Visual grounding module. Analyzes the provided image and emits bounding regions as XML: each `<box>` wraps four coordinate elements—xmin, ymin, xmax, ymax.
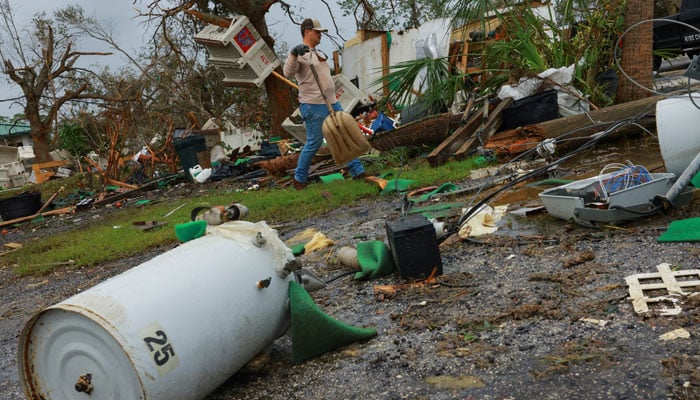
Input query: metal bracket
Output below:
<box><xmin>683</xmin><ymin>55</ymin><xmax>700</xmax><ymax>81</ymax></box>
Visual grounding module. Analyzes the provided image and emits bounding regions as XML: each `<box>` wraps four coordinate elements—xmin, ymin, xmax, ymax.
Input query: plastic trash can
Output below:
<box><xmin>174</xmin><ymin>135</ymin><xmax>207</xmax><ymax>182</ymax></box>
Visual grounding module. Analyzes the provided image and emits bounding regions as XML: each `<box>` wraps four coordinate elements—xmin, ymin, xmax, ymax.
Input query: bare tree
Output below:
<box><xmin>0</xmin><ymin>0</ymin><xmax>112</xmax><ymax>163</ymax></box>
<box><xmin>140</xmin><ymin>0</ymin><xmax>355</xmax><ymax>137</ymax></box>
<box><xmin>338</xmin><ymin>0</ymin><xmax>451</xmax><ymax>31</ymax></box>
<box><xmin>51</xmin><ymin>2</ymin><xmax>272</xmax><ymax>178</ymax></box>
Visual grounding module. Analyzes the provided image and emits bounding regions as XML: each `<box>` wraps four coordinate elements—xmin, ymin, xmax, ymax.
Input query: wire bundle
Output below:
<box><xmin>596</xmin><ymin>163</ymin><xmax>652</xmax><ymax>201</ymax></box>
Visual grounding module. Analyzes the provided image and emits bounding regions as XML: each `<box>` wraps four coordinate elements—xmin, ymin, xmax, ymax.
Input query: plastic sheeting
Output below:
<box><xmin>497</xmin><ymin>63</ymin><xmax>590</xmax><ymax>117</ymax></box>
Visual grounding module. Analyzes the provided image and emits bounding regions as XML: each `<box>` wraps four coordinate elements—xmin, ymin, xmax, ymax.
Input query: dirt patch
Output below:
<box><xmin>1</xmin><ymin>135</ymin><xmax>699</xmax><ymax>400</ymax></box>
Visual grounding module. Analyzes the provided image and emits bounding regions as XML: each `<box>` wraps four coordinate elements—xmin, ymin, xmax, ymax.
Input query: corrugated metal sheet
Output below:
<box><xmin>0</xmin><ymin>122</ymin><xmax>30</xmax><ymax>137</ymax></box>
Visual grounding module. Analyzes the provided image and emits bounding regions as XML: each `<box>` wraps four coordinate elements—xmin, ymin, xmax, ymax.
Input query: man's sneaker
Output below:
<box><xmin>292</xmin><ymin>178</ymin><xmax>308</xmax><ymax>190</ymax></box>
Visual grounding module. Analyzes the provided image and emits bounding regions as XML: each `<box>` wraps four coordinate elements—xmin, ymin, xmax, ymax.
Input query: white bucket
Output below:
<box><xmin>18</xmin><ymin>221</ymin><xmax>295</xmax><ymax>400</ymax></box>
<box><xmin>656</xmin><ymin>94</ymin><xmax>700</xmax><ymax>176</ymax></box>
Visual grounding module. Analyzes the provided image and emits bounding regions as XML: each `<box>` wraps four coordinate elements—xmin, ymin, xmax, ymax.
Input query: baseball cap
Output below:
<box><xmin>301</xmin><ymin>18</ymin><xmax>328</xmax><ymax>32</ymax></box>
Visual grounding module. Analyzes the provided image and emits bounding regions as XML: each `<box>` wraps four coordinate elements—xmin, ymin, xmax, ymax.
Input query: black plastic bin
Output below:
<box><xmin>0</xmin><ymin>191</ymin><xmax>42</xmax><ymax>221</ymax></box>
<box><xmin>500</xmin><ymin>90</ymin><xmax>560</xmax><ymax>130</ymax></box>
<box><xmin>385</xmin><ymin>214</ymin><xmax>443</xmax><ymax>279</ymax></box>
<box><xmin>173</xmin><ymin>135</ymin><xmax>207</xmax><ymax>182</ymax></box>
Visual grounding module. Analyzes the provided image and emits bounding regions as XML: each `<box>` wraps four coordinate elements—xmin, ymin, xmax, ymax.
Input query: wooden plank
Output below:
<box><xmin>93</xmin><ymin>175</ymin><xmax>173</xmax><ymax>206</ymax></box>
<box><xmin>35</xmin><ymin>186</ymin><xmax>64</xmax><ymax>215</ymax></box>
<box><xmin>426</xmin><ymin>103</ymin><xmax>486</xmax><ymax>167</ymax></box>
<box><xmin>381</xmin><ymin>33</ymin><xmax>390</xmax><ymax>97</ymax></box>
<box><xmin>454</xmin><ymin>97</ymin><xmax>513</xmax><ymax>160</ymax></box>
<box><xmin>0</xmin><ymin>206</ymin><xmax>75</xmax><ymax>228</ymax></box>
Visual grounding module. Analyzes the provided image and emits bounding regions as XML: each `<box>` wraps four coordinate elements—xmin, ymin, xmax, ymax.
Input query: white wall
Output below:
<box><xmin>341</xmin><ymin>19</ymin><xmax>452</xmax><ymax>98</ymax></box>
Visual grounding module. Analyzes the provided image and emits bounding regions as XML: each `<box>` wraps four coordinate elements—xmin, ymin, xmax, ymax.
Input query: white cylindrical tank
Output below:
<box><xmin>18</xmin><ymin>221</ymin><xmax>296</xmax><ymax>400</ymax></box>
<box><xmin>656</xmin><ymin>94</ymin><xmax>700</xmax><ymax>176</ymax></box>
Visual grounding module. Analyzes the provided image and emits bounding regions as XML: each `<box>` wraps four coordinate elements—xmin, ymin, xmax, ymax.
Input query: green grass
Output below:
<box><xmin>3</xmin><ymin>153</ymin><xmax>487</xmax><ymax>275</ymax></box>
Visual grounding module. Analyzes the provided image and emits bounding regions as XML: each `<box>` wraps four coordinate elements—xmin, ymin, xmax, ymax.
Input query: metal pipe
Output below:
<box><xmin>661</xmin><ymin>151</ymin><xmax>700</xmax><ymax>207</ymax></box>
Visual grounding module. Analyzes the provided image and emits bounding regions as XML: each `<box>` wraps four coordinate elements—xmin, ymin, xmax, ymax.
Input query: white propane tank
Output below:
<box><xmin>656</xmin><ymin>94</ymin><xmax>700</xmax><ymax>176</ymax></box>
<box><xmin>17</xmin><ymin>221</ymin><xmax>296</xmax><ymax>400</ymax></box>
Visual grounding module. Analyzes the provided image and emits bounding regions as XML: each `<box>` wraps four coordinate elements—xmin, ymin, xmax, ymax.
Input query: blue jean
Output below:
<box><xmin>295</xmin><ymin>102</ymin><xmax>365</xmax><ymax>183</ymax></box>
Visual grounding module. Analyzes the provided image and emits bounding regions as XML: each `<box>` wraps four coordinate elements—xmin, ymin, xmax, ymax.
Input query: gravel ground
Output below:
<box><xmin>0</xmin><ymin>136</ymin><xmax>699</xmax><ymax>400</ymax></box>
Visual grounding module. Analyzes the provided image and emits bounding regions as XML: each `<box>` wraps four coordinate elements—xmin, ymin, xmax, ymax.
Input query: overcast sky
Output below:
<box><xmin>0</xmin><ymin>0</ymin><xmax>355</xmax><ymax>118</ymax></box>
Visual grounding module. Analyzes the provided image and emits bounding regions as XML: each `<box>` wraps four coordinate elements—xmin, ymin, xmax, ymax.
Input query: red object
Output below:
<box><xmin>234</xmin><ymin>27</ymin><xmax>256</xmax><ymax>53</ymax></box>
<box><xmin>358</xmin><ymin>124</ymin><xmax>374</xmax><ymax>136</ymax></box>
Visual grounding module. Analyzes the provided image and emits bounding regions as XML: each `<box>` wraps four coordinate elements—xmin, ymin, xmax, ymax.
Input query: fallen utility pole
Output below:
<box><xmin>533</xmin><ymin>93</ymin><xmax>667</xmax><ymax>144</ymax></box>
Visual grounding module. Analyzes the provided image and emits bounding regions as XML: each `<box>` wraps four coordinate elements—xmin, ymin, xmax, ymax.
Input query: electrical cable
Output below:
<box><xmin>614</xmin><ymin>18</ymin><xmax>700</xmax><ymax>97</ymax></box>
<box><xmin>455</xmin><ymin>120</ymin><xmax>611</xmax><ymax>222</ymax></box>
<box><xmin>687</xmin><ymin>78</ymin><xmax>700</xmax><ymax>110</ymax></box>
<box><xmin>324</xmin><ymin>270</ymin><xmax>356</xmax><ymax>284</ymax></box>
<box><xmin>608</xmin><ymin>204</ymin><xmax>661</xmax><ymax>216</ymax></box>
<box><xmin>454</xmin><ymin>110</ymin><xmax>653</xmax><ymax>230</ymax></box>
<box><xmin>595</xmin><ymin>163</ymin><xmax>652</xmax><ymax>201</ymax></box>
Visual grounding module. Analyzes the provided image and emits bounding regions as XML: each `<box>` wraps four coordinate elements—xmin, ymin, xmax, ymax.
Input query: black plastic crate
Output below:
<box><xmin>385</xmin><ymin>214</ymin><xmax>443</xmax><ymax>279</ymax></box>
<box><xmin>500</xmin><ymin>90</ymin><xmax>560</xmax><ymax>130</ymax></box>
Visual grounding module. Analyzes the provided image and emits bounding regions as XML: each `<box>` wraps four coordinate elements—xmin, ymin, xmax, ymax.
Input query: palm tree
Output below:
<box><xmin>615</xmin><ymin>0</ymin><xmax>655</xmax><ymax>103</ymax></box>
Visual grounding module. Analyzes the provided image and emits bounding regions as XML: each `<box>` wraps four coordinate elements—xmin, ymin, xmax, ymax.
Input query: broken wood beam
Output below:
<box><xmin>482</xmin><ymin>126</ymin><xmax>545</xmax><ymax>156</ymax></box>
<box><xmin>0</xmin><ymin>242</ymin><xmax>22</xmax><ymax>257</ymax></box>
<box><xmin>0</xmin><ymin>206</ymin><xmax>75</xmax><ymax>228</ymax></box>
<box><xmin>93</xmin><ymin>176</ymin><xmax>172</xmax><ymax>207</ymax></box>
<box><xmin>373</xmin><ymin>269</ymin><xmax>439</xmax><ymax>299</ymax></box>
<box><xmin>35</xmin><ymin>186</ymin><xmax>65</xmax><ymax>215</ymax></box>
<box><xmin>427</xmin><ymin>97</ymin><xmax>514</xmax><ymax>167</ymax></box>
<box><xmin>107</xmin><ymin>179</ymin><xmax>140</xmax><ymax>190</ymax></box>
<box><xmin>453</xmin><ymin>97</ymin><xmax>513</xmax><ymax>161</ymax></box>
<box><xmin>426</xmin><ymin>103</ymin><xmax>487</xmax><ymax>167</ymax></box>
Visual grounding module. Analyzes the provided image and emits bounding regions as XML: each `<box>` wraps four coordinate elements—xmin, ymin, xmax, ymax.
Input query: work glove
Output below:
<box><xmin>291</xmin><ymin>44</ymin><xmax>310</xmax><ymax>57</ymax></box>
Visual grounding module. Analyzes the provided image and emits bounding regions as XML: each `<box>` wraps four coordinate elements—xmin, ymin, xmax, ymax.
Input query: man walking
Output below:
<box><xmin>283</xmin><ymin>18</ymin><xmax>367</xmax><ymax>189</ymax></box>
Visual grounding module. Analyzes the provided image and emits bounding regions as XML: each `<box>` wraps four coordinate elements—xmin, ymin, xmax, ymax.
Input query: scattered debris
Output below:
<box><xmin>509</xmin><ymin>205</ymin><xmax>546</xmax><ymax>217</ymax></box>
<box><xmin>26</xmin><ymin>279</ymin><xmax>49</xmax><ymax>289</ymax></box>
<box><xmin>373</xmin><ymin>270</ymin><xmax>439</xmax><ymax>300</ymax></box>
<box><xmin>32</xmin><ymin>160</ymin><xmax>71</xmax><ymax>185</ymax></box>
<box><xmin>579</xmin><ymin>317</ymin><xmax>609</xmax><ymax>327</ymax></box>
<box><xmin>0</xmin><ymin>242</ymin><xmax>22</xmax><ymax>256</ymax></box>
<box><xmin>164</xmin><ymin>203</ymin><xmax>187</xmax><ymax>218</ymax></box>
<box><xmin>255</xmin><ymin>153</ymin><xmax>299</xmax><ymax>176</ymax></box>
<box><xmin>303</xmin><ymin>232</ymin><xmax>334</xmax><ymax>253</ymax></box>
<box><xmin>424</xmin><ymin>375</ymin><xmax>486</xmax><ymax>389</ymax></box>
<box><xmin>336</xmin><ymin>246</ymin><xmax>360</xmax><ymax>269</ymax></box>
<box><xmin>483</xmin><ymin>125</ymin><xmax>545</xmax><ymax>157</ymax></box>
<box><xmin>561</xmin><ymin>249</ymin><xmax>595</xmax><ymax>268</ymax></box>
<box><xmin>369</xmin><ymin>112</ymin><xmax>465</xmax><ymax>151</ymax></box>
<box><xmin>191</xmin><ymin>203</ymin><xmax>248</xmax><ymax>225</ymax></box>
<box><xmin>458</xmin><ymin>204</ymin><xmax>508</xmax><ymax>238</ymax></box>
<box><xmin>659</xmin><ymin>328</ymin><xmax>691</xmax><ymax>341</ymax></box>
<box><xmin>131</xmin><ymin>221</ymin><xmax>168</xmax><ymax>231</ymax></box>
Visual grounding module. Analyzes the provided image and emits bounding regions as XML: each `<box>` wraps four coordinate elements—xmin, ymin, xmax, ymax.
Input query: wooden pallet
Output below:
<box><xmin>625</xmin><ymin>263</ymin><xmax>700</xmax><ymax>315</ymax></box>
